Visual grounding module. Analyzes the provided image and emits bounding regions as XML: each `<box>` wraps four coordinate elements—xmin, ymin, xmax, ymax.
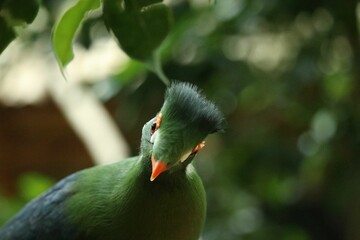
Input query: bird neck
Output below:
<box><xmin>139</xmin><ymin>154</ymin><xmax>153</xmax><ymax>176</ymax></box>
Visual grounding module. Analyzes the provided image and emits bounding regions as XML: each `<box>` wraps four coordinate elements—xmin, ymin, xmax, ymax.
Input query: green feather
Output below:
<box><xmin>163</xmin><ymin>82</ymin><xmax>225</xmax><ymax>134</ymax></box>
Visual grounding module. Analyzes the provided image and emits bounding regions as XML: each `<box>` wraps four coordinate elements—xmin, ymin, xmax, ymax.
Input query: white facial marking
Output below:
<box><xmin>180</xmin><ymin>150</ymin><xmax>192</xmax><ymax>163</ymax></box>
<box><xmin>150</xmin><ymin>130</ymin><xmax>159</xmax><ymax>144</ymax></box>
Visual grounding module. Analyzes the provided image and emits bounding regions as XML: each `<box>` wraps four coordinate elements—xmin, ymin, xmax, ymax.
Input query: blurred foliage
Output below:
<box><xmin>0</xmin><ymin>173</ymin><xmax>54</xmax><ymax>224</ymax></box>
<box><xmin>17</xmin><ymin>172</ymin><xmax>54</xmax><ymax>201</ymax></box>
<box><xmin>112</xmin><ymin>0</ymin><xmax>360</xmax><ymax>239</ymax></box>
<box><xmin>1</xmin><ymin>0</ymin><xmax>360</xmax><ymax>240</ymax></box>
<box><xmin>0</xmin><ymin>0</ymin><xmax>40</xmax><ymax>53</ymax></box>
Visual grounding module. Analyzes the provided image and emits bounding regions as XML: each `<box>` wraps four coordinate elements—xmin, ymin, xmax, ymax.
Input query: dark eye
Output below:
<box><xmin>150</xmin><ymin>122</ymin><xmax>156</xmax><ymax>135</ymax></box>
<box><xmin>150</xmin><ymin>113</ymin><xmax>162</xmax><ymax>136</ymax></box>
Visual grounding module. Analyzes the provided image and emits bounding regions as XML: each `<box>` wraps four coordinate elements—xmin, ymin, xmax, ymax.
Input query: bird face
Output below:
<box><xmin>140</xmin><ymin>82</ymin><xmax>225</xmax><ymax>181</ymax></box>
<box><xmin>148</xmin><ymin>113</ymin><xmax>207</xmax><ymax>181</ymax></box>
<box><xmin>141</xmin><ymin>114</ymin><xmax>207</xmax><ymax>181</ymax></box>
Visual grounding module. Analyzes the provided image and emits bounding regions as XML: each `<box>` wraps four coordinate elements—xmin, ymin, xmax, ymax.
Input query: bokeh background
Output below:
<box><xmin>1</xmin><ymin>0</ymin><xmax>360</xmax><ymax>239</ymax></box>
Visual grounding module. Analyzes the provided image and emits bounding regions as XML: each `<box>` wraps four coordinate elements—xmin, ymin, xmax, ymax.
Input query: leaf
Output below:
<box><xmin>1</xmin><ymin>0</ymin><xmax>39</xmax><ymax>24</ymax></box>
<box><xmin>103</xmin><ymin>0</ymin><xmax>172</xmax><ymax>61</ymax></box>
<box><xmin>0</xmin><ymin>0</ymin><xmax>39</xmax><ymax>54</ymax></box>
<box><xmin>52</xmin><ymin>0</ymin><xmax>101</xmax><ymax>68</ymax></box>
<box><xmin>0</xmin><ymin>17</ymin><xmax>16</xmax><ymax>54</ymax></box>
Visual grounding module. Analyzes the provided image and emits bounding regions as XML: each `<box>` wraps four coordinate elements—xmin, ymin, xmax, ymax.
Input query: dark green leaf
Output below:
<box><xmin>52</xmin><ymin>0</ymin><xmax>101</xmax><ymax>68</ymax></box>
<box><xmin>103</xmin><ymin>0</ymin><xmax>172</xmax><ymax>61</ymax></box>
<box><xmin>0</xmin><ymin>17</ymin><xmax>16</xmax><ymax>54</ymax></box>
<box><xmin>2</xmin><ymin>0</ymin><xmax>39</xmax><ymax>24</ymax></box>
<box><xmin>123</xmin><ymin>0</ymin><xmax>162</xmax><ymax>10</ymax></box>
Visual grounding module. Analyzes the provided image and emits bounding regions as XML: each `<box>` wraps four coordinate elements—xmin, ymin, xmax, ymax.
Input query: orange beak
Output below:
<box><xmin>150</xmin><ymin>155</ymin><xmax>169</xmax><ymax>181</ymax></box>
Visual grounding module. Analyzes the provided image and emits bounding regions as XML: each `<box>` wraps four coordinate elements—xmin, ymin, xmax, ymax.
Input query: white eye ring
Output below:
<box><xmin>150</xmin><ymin>130</ymin><xmax>158</xmax><ymax>144</ymax></box>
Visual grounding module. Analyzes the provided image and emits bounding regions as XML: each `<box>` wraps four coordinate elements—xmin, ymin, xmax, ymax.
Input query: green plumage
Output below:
<box><xmin>0</xmin><ymin>82</ymin><xmax>224</xmax><ymax>240</ymax></box>
<box><xmin>67</xmin><ymin>156</ymin><xmax>205</xmax><ymax>239</ymax></box>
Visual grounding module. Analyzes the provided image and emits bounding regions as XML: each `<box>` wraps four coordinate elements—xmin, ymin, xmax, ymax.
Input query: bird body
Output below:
<box><xmin>0</xmin><ymin>82</ymin><xmax>224</xmax><ymax>240</ymax></box>
<box><xmin>67</xmin><ymin>156</ymin><xmax>206</xmax><ymax>240</ymax></box>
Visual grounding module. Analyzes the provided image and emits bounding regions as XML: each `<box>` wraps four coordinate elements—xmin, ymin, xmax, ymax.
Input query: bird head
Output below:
<box><xmin>140</xmin><ymin>82</ymin><xmax>225</xmax><ymax>181</ymax></box>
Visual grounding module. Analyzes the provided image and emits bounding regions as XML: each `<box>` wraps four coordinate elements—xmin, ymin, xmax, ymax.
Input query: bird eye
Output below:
<box><xmin>150</xmin><ymin>113</ymin><xmax>162</xmax><ymax>136</ymax></box>
<box><xmin>150</xmin><ymin>122</ymin><xmax>157</xmax><ymax>135</ymax></box>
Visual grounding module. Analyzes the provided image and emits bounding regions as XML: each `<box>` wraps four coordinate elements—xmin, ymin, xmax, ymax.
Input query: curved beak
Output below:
<box><xmin>150</xmin><ymin>155</ymin><xmax>169</xmax><ymax>181</ymax></box>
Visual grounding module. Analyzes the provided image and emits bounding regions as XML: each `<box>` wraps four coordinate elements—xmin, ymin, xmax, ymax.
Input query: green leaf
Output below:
<box><xmin>103</xmin><ymin>0</ymin><xmax>172</xmax><ymax>61</ymax></box>
<box><xmin>1</xmin><ymin>0</ymin><xmax>39</xmax><ymax>24</ymax></box>
<box><xmin>52</xmin><ymin>0</ymin><xmax>101</xmax><ymax>68</ymax></box>
<box><xmin>0</xmin><ymin>17</ymin><xmax>16</xmax><ymax>54</ymax></box>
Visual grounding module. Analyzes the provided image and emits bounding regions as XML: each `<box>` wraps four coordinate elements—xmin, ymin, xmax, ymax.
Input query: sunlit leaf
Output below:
<box><xmin>52</xmin><ymin>0</ymin><xmax>101</xmax><ymax>68</ymax></box>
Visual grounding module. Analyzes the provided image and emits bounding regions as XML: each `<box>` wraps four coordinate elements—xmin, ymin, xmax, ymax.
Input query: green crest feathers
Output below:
<box><xmin>162</xmin><ymin>82</ymin><xmax>225</xmax><ymax>134</ymax></box>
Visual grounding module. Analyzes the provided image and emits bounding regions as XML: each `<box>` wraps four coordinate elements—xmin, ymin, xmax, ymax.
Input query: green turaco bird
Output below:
<box><xmin>0</xmin><ymin>82</ymin><xmax>225</xmax><ymax>240</ymax></box>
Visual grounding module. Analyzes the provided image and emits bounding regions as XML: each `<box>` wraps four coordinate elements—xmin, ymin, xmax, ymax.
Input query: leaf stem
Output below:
<box><xmin>146</xmin><ymin>51</ymin><xmax>170</xmax><ymax>86</ymax></box>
